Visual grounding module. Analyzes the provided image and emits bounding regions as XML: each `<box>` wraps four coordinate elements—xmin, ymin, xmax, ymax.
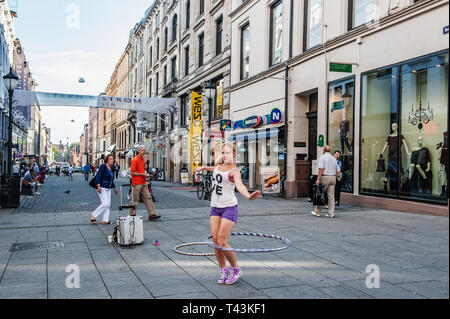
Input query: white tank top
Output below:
<box><xmin>210</xmin><ymin>166</ymin><xmax>239</xmax><ymax>208</ymax></box>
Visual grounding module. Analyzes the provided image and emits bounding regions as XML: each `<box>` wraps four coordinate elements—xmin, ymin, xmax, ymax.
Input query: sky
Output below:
<box><xmin>13</xmin><ymin>0</ymin><xmax>155</xmax><ymax>145</ymax></box>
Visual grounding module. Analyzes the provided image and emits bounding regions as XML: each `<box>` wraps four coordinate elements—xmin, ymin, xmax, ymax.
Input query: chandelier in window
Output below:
<box><xmin>408</xmin><ymin>73</ymin><xmax>434</xmax><ymax>130</ymax></box>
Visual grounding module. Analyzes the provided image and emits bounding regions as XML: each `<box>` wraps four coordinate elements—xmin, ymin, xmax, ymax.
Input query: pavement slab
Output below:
<box><xmin>0</xmin><ymin>177</ymin><xmax>447</xmax><ymax>299</ymax></box>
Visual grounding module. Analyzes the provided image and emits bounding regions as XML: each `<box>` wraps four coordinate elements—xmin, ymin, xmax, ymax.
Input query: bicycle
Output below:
<box><xmin>196</xmin><ymin>172</ymin><xmax>213</xmax><ymax>200</ymax></box>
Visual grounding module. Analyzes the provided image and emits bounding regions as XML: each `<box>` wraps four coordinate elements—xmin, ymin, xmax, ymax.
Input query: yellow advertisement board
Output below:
<box><xmin>216</xmin><ymin>79</ymin><xmax>223</xmax><ymax>118</ymax></box>
<box><xmin>190</xmin><ymin>91</ymin><xmax>203</xmax><ymax>176</ymax></box>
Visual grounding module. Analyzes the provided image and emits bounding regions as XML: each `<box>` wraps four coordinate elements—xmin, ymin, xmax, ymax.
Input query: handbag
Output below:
<box><xmin>376</xmin><ymin>154</ymin><xmax>386</xmax><ymax>172</ymax></box>
<box><xmin>312</xmin><ymin>184</ymin><xmax>326</xmax><ymax>206</ymax></box>
<box><xmin>89</xmin><ymin>166</ymin><xmax>105</xmax><ymax>189</ymax></box>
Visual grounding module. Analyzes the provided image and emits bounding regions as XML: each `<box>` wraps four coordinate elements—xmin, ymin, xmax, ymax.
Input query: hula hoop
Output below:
<box><xmin>173</xmin><ymin>232</ymin><xmax>291</xmax><ymax>257</ymax></box>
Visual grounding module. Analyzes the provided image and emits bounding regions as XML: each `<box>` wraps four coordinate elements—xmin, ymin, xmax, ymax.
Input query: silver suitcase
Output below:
<box><xmin>114</xmin><ymin>216</ymin><xmax>144</xmax><ymax>246</ymax></box>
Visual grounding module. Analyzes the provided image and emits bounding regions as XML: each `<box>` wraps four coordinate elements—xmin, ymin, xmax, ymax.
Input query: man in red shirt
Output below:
<box><xmin>130</xmin><ymin>146</ymin><xmax>161</xmax><ymax>220</ymax></box>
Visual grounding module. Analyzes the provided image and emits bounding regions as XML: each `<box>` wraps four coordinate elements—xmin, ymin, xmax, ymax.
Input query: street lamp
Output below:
<box><xmin>3</xmin><ymin>67</ymin><xmax>19</xmax><ymax>174</ymax></box>
<box><xmin>204</xmin><ymin>81</ymin><xmax>216</xmax><ymax>166</ymax></box>
<box><xmin>1</xmin><ymin>67</ymin><xmax>20</xmax><ymax>208</ymax></box>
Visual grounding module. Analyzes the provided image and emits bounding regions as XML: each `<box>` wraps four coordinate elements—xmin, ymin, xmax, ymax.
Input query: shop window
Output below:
<box><xmin>360</xmin><ymin>52</ymin><xmax>448</xmax><ymax>203</ymax></box>
<box><xmin>328</xmin><ymin>77</ymin><xmax>355</xmax><ymax>192</ymax></box>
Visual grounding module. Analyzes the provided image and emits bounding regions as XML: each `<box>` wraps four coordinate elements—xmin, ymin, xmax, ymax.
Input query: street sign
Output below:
<box><xmin>330</xmin><ymin>63</ymin><xmax>352</xmax><ymax>73</ymax></box>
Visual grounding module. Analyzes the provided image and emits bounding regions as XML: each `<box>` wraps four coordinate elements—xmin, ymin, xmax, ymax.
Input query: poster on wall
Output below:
<box><xmin>180</xmin><ymin>168</ymin><xmax>189</xmax><ymax>184</ymax></box>
<box><xmin>261</xmin><ymin>166</ymin><xmax>280</xmax><ymax>194</ymax></box>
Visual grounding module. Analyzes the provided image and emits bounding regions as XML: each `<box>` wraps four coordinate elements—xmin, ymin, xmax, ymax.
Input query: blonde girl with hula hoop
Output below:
<box><xmin>195</xmin><ymin>142</ymin><xmax>262</xmax><ymax>285</ymax></box>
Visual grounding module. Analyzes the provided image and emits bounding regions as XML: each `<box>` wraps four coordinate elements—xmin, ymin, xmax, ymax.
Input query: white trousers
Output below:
<box><xmin>92</xmin><ymin>188</ymin><xmax>111</xmax><ymax>222</ymax></box>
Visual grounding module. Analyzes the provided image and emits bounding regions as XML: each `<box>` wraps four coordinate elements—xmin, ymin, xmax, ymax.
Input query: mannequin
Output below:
<box><xmin>436</xmin><ymin>130</ymin><xmax>448</xmax><ymax>196</ymax></box>
<box><xmin>409</xmin><ymin>135</ymin><xmax>432</xmax><ymax>194</ymax></box>
<box><xmin>379</xmin><ymin>122</ymin><xmax>410</xmax><ymax>192</ymax></box>
<box><xmin>339</xmin><ymin>120</ymin><xmax>352</xmax><ymax>154</ymax></box>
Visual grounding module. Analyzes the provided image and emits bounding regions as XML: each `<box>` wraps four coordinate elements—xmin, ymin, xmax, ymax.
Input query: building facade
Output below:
<box><xmin>229</xmin><ymin>0</ymin><xmax>448</xmax><ymax>214</ymax></box>
<box><xmin>0</xmin><ymin>0</ymin><xmax>16</xmax><ymax>174</ymax></box>
<box><xmin>131</xmin><ymin>0</ymin><xmax>232</xmax><ymax>182</ymax></box>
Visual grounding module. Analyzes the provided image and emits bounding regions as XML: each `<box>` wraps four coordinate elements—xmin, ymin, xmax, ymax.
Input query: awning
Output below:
<box><xmin>107</xmin><ymin>144</ymin><xmax>116</xmax><ymax>153</ymax></box>
<box><xmin>132</xmin><ymin>144</ymin><xmax>140</xmax><ymax>152</ymax></box>
<box><xmin>126</xmin><ymin>150</ymin><xmax>134</xmax><ymax>159</ymax></box>
<box><xmin>231</xmin><ymin>127</ymin><xmax>281</xmax><ymax>141</ymax></box>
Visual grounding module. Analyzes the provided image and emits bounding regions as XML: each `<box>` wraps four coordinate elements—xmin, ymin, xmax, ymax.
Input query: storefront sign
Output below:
<box><xmin>261</xmin><ymin>166</ymin><xmax>280</xmax><ymax>194</ymax></box>
<box><xmin>243</xmin><ymin>116</ymin><xmax>263</xmax><ymax>128</ymax></box>
<box><xmin>330</xmin><ymin>63</ymin><xmax>352</xmax><ymax>73</ymax></box>
<box><xmin>330</xmin><ymin>100</ymin><xmax>344</xmax><ymax>112</ymax></box>
<box><xmin>190</xmin><ymin>91</ymin><xmax>203</xmax><ymax>175</ymax></box>
<box><xmin>220</xmin><ymin>119</ymin><xmax>232</xmax><ymax>131</ymax></box>
<box><xmin>234</xmin><ymin>109</ymin><xmax>283</xmax><ymax>129</ymax></box>
<box><xmin>270</xmin><ymin>108</ymin><xmax>282</xmax><ymax>124</ymax></box>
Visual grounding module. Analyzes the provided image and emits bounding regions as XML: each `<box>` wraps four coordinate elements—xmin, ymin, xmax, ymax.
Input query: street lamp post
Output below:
<box><xmin>3</xmin><ymin>67</ymin><xmax>19</xmax><ymax>174</ymax></box>
<box><xmin>204</xmin><ymin>81</ymin><xmax>216</xmax><ymax>166</ymax></box>
<box><xmin>1</xmin><ymin>67</ymin><xmax>20</xmax><ymax>208</ymax></box>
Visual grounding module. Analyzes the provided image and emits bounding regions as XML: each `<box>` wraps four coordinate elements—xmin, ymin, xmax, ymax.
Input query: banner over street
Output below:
<box><xmin>12</xmin><ymin>90</ymin><xmax>177</xmax><ymax>114</ymax></box>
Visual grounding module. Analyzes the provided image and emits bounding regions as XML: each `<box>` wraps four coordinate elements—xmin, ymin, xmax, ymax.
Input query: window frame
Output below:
<box><xmin>303</xmin><ymin>0</ymin><xmax>323</xmax><ymax>52</ymax></box>
<box><xmin>240</xmin><ymin>22</ymin><xmax>250</xmax><ymax>81</ymax></box>
<box><xmin>269</xmin><ymin>0</ymin><xmax>283</xmax><ymax>67</ymax></box>
<box><xmin>184</xmin><ymin>45</ymin><xmax>190</xmax><ymax>76</ymax></box>
<box><xmin>216</xmin><ymin>16</ymin><xmax>223</xmax><ymax>56</ymax></box>
<box><xmin>198</xmin><ymin>33</ymin><xmax>204</xmax><ymax>67</ymax></box>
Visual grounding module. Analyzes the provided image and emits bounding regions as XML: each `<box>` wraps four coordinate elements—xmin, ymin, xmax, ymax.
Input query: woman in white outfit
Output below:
<box><xmin>90</xmin><ymin>154</ymin><xmax>118</xmax><ymax>225</ymax></box>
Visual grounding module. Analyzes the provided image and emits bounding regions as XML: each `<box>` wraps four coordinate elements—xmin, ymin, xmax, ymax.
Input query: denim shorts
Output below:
<box><xmin>210</xmin><ymin>205</ymin><xmax>239</xmax><ymax>223</ymax></box>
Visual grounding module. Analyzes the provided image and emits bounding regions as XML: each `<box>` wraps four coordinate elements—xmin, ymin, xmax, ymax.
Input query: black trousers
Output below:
<box><xmin>335</xmin><ymin>179</ymin><xmax>341</xmax><ymax>206</ymax></box>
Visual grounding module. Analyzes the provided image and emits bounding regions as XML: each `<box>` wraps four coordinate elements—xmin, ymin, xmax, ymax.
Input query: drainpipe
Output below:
<box><xmin>282</xmin><ymin>0</ymin><xmax>293</xmax><ymax>197</ymax></box>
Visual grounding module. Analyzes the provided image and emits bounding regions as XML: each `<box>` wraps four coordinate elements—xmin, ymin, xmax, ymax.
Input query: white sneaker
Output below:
<box><xmin>311</xmin><ymin>211</ymin><xmax>321</xmax><ymax>217</ymax></box>
<box><xmin>325</xmin><ymin>214</ymin><xmax>335</xmax><ymax>218</ymax></box>
<box><xmin>34</xmin><ymin>192</ymin><xmax>41</xmax><ymax>195</ymax></box>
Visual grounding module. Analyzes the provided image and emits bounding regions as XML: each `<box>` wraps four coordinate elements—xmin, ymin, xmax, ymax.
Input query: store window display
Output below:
<box><xmin>361</xmin><ymin>51</ymin><xmax>448</xmax><ymax>203</ymax></box>
<box><xmin>328</xmin><ymin>78</ymin><xmax>354</xmax><ymax>192</ymax></box>
<box><xmin>378</xmin><ymin>122</ymin><xmax>410</xmax><ymax>194</ymax></box>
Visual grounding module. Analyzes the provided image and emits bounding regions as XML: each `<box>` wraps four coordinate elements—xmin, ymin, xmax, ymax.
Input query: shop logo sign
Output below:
<box><xmin>270</xmin><ymin>108</ymin><xmax>282</xmax><ymax>124</ymax></box>
<box><xmin>220</xmin><ymin>119</ymin><xmax>232</xmax><ymax>131</ymax></box>
<box><xmin>243</xmin><ymin>116</ymin><xmax>262</xmax><ymax>128</ymax></box>
<box><xmin>444</xmin><ymin>26</ymin><xmax>449</xmax><ymax>35</ymax></box>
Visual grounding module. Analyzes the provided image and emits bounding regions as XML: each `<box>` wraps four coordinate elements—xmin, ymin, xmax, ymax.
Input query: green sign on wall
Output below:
<box><xmin>330</xmin><ymin>63</ymin><xmax>352</xmax><ymax>73</ymax></box>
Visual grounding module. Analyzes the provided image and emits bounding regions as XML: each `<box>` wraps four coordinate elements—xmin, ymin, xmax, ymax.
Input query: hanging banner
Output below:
<box><xmin>216</xmin><ymin>79</ymin><xmax>223</xmax><ymax>118</ymax></box>
<box><xmin>190</xmin><ymin>91</ymin><xmax>203</xmax><ymax>176</ymax></box>
<box><xmin>12</xmin><ymin>90</ymin><xmax>177</xmax><ymax>114</ymax></box>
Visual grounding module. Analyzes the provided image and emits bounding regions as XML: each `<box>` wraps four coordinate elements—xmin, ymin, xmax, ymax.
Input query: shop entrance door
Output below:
<box><xmin>307</xmin><ymin>92</ymin><xmax>318</xmax><ymax>163</ymax></box>
<box><xmin>307</xmin><ymin>111</ymin><xmax>317</xmax><ymax>162</ymax></box>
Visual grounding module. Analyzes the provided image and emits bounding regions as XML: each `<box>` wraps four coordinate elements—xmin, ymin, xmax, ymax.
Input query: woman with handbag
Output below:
<box><xmin>90</xmin><ymin>154</ymin><xmax>118</xmax><ymax>225</ymax></box>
